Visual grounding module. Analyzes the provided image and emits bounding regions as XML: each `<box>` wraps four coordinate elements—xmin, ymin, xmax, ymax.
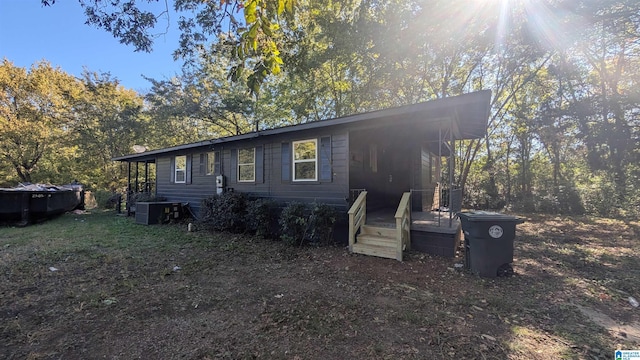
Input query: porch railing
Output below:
<box><xmin>347</xmin><ymin>191</ymin><xmax>367</xmax><ymax>253</ymax></box>
<box><xmin>348</xmin><ymin>188</ymin><xmax>367</xmax><ymax>206</ymax></box>
<box><xmin>410</xmin><ymin>184</ymin><xmax>462</xmax><ymax>227</ymax></box>
<box><xmin>394</xmin><ymin>192</ymin><xmax>411</xmax><ymax>261</ymax></box>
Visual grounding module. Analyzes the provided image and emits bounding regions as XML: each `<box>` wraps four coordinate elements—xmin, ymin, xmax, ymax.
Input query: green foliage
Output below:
<box><xmin>23</xmin><ymin>0</ymin><xmax>640</xmax><ymax>220</ymax></box>
<box><xmin>0</xmin><ymin>59</ymin><xmax>82</xmax><ymax>183</ymax></box>
<box><xmin>0</xmin><ymin>61</ymin><xmax>147</xmax><ymax>191</ymax></box>
<box><xmin>578</xmin><ymin>172</ymin><xmax>623</xmax><ymax>218</ymax></box>
<box><xmin>199</xmin><ymin>195</ymin><xmax>339</xmax><ymax>243</ymax></box>
<box><xmin>555</xmin><ymin>184</ymin><xmax>585</xmax><ymax>216</ymax></box>
<box><xmin>144</xmin><ymin>54</ymin><xmax>259</xmax><ymax>140</ymax></box>
<box><xmin>277</xmin><ymin>201</ymin><xmax>337</xmax><ymax>246</ymax></box>
<box><xmin>308</xmin><ymin>203</ymin><xmax>337</xmax><ymax>246</ymax></box>
<box><xmin>45</xmin><ymin>0</ymin><xmax>296</xmax><ymax>95</ymax></box>
<box><xmin>509</xmin><ymin>186</ymin><xmax>584</xmax><ymax>216</ymax></box>
<box><xmin>129</xmin><ymin>192</ymin><xmax>165</xmax><ymax>205</ymax></box>
<box><xmin>278</xmin><ymin>201</ymin><xmax>308</xmax><ymax>246</ymax></box>
<box><xmin>200</xmin><ymin>192</ymin><xmax>248</xmax><ymax>233</ymax></box>
<box><xmin>94</xmin><ymin>190</ymin><xmax>119</xmax><ymax>209</ymax></box>
<box><xmin>72</xmin><ymin>71</ymin><xmax>147</xmax><ymax>191</ymax></box>
<box><xmin>245</xmin><ymin>198</ymin><xmax>277</xmax><ymax>238</ymax></box>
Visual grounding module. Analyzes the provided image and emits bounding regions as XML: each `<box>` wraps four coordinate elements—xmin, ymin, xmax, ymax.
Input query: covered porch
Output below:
<box><xmin>346</xmin><ymin>118</ymin><xmax>463</xmax><ymax>261</ymax></box>
<box><xmin>346</xmin><ymin>92</ymin><xmax>489</xmax><ymax>261</ymax></box>
<box><xmin>118</xmin><ymin>156</ymin><xmax>156</xmax><ymax>215</ymax></box>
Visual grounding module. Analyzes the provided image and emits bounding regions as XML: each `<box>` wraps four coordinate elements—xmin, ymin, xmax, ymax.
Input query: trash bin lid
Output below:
<box><xmin>458</xmin><ymin>211</ymin><xmax>524</xmax><ymax>223</ymax></box>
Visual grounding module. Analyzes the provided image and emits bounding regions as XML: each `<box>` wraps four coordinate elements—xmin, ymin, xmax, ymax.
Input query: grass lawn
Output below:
<box><xmin>1</xmin><ymin>210</ymin><xmax>639</xmax><ymax>359</ymax></box>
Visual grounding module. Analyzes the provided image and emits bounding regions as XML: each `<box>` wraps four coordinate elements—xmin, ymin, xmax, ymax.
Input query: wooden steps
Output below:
<box><xmin>348</xmin><ymin>192</ymin><xmax>411</xmax><ymax>262</ymax></box>
<box><xmin>361</xmin><ymin>224</ymin><xmax>395</xmax><ymax>238</ymax></box>
<box><xmin>352</xmin><ymin>225</ymin><xmax>398</xmax><ymax>260</ymax></box>
<box><xmin>351</xmin><ymin>242</ymin><xmax>397</xmax><ymax>259</ymax></box>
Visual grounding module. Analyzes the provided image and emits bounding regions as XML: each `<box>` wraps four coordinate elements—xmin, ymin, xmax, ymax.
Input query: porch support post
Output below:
<box><xmin>438</xmin><ymin>128</ymin><xmax>442</xmax><ymax>226</ymax></box>
<box><xmin>135</xmin><ymin>162</ymin><xmax>140</xmax><ymax>193</ymax></box>
<box><xmin>449</xmin><ymin>121</ymin><xmax>455</xmax><ymax>227</ymax></box>
<box><xmin>145</xmin><ymin>161</ymin><xmax>149</xmax><ymax>193</ymax></box>
<box><xmin>126</xmin><ymin>162</ymin><xmax>132</xmax><ymax>215</ymax></box>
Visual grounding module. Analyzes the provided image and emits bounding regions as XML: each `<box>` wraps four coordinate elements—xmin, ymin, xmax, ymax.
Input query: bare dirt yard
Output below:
<box><xmin>1</xmin><ymin>211</ymin><xmax>639</xmax><ymax>359</ymax></box>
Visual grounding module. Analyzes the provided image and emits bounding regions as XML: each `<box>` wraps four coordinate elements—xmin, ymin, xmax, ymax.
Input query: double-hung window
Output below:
<box><xmin>293</xmin><ymin>139</ymin><xmax>317</xmax><ymax>181</ymax></box>
<box><xmin>238</xmin><ymin>148</ymin><xmax>255</xmax><ymax>182</ymax></box>
<box><xmin>174</xmin><ymin>155</ymin><xmax>187</xmax><ymax>183</ymax></box>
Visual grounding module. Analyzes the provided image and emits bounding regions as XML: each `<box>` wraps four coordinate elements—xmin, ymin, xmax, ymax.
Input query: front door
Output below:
<box><xmin>348</xmin><ymin>129</ymin><xmax>414</xmax><ymax>210</ymax></box>
<box><xmin>379</xmin><ymin>145</ymin><xmax>411</xmax><ymax>208</ymax></box>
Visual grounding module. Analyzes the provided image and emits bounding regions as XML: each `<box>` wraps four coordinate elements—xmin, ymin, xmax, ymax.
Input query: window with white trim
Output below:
<box><xmin>238</xmin><ymin>148</ymin><xmax>255</xmax><ymax>182</ymax></box>
<box><xmin>206</xmin><ymin>152</ymin><xmax>215</xmax><ymax>175</ymax></box>
<box><xmin>175</xmin><ymin>155</ymin><xmax>186</xmax><ymax>183</ymax></box>
<box><xmin>293</xmin><ymin>139</ymin><xmax>317</xmax><ymax>181</ymax></box>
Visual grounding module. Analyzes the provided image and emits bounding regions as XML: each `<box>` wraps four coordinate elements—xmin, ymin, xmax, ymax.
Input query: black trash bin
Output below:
<box><xmin>458</xmin><ymin>211</ymin><xmax>524</xmax><ymax>278</ymax></box>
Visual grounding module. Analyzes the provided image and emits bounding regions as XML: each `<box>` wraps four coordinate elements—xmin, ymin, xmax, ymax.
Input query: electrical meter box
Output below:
<box><xmin>215</xmin><ymin>175</ymin><xmax>225</xmax><ymax>188</ymax></box>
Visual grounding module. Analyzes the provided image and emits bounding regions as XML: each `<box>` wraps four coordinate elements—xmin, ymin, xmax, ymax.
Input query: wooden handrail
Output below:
<box><xmin>348</xmin><ymin>191</ymin><xmax>367</xmax><ymax>252</ymax></box>
<box><xmin>394</xmin><ymin>192</ymin><xmax>412</xmax><ymax>261</ymax></box>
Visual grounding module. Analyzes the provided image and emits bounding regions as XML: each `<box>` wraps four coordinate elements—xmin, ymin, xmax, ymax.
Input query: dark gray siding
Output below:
<box><xmin>156</xmin><ymin>155</ymin><xmax>218</xmax><ymax>216</ymax></box>
<box><xmin>154</xmin><ymin>129</ymin><xmax>350</xmax><ymax>218</ymax></box>
<box><xmin>221</xmin><ymin>130</ymin><xmax>350</xmax><ymax>210</ymax></box>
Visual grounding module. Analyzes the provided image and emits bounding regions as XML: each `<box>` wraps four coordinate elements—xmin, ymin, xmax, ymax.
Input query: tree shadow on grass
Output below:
<box><xmin>506</xmin><ymin>219</ymin><xmax>640</xmax><ymax>356</ymax></box>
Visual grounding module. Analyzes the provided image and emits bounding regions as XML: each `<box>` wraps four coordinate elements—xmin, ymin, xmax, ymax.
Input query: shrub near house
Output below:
<box><xmin>200</xmin><ymin>193</ymin><xmax>337</xmax><ymax>246</ymax></box>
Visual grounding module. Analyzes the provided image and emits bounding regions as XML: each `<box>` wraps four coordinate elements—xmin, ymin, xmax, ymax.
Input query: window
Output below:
<box><xmin>293</xmin><ymin>139</ymin><xmax>317</xmax><ymax>181</ymax></box>
<box><xmin>175</xmin><ymin>155</ymin><xmax>186</xmax><ymax>183</ymax></box>
<box><xmin>206</xmin><ymin>152</ymin><xmax>215</xmax><ymax>175</ymax></box>
<box><xmin>238</xmin><ymin>148</ymin><xmax>255</xmax><ymax>182</ymax></box>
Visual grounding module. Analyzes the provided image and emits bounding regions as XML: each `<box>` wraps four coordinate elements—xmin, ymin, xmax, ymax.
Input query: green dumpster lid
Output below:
<box><xmin>458</xmin><ymin>211</ymin><xmax>524</xmax><ymax>223</ymax></box>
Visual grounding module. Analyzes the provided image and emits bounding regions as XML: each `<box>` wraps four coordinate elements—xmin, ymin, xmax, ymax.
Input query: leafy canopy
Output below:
<box><xmin>42</xmin><ymin>0</ymin><xmax>295</xmax><ymax>95</ymax></box>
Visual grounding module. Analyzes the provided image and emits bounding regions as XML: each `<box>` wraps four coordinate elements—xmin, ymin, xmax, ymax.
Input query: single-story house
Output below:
<box><xmin>113</xmin><ymin>90</ymin><xmax>491</xmax><ymax>260</ymax></box>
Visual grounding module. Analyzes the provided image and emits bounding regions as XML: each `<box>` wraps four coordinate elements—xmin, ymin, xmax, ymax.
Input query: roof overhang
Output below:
<box><xmin>112</xmin><ymin>140</ymin><xmax>214</xmax><ymax>162</ymax></box>
<box><xmin>112</xmin><ymin>90</ymin><xmax>491</xmax><ymax>162</ymax></box>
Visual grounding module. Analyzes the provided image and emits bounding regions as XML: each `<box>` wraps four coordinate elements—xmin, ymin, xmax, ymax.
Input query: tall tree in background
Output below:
<box><xmin>144</xmin><ymin>37</ymin><xmax>297</xmax><ymax>142</ymax></box>
<box><xmin>568</xmin><ymin>0</ymin><xmax>640</xmax><ymax>200</ymax></box>
<box><xmin>0</xmin><ymin>61</ymin><xmax>148</xmax><ymax>190</ymax></box>
<box><xmin>454</xmin><ymin>0</ymin><xmax>639</xmax><ymax>215</ymax></box>
<box><xmin>0</xmin><ymin>59</ymin><xmax>81</xmax><ymax>184</ymax></box>
<box><xmin>72</xmin><ymin>72</ymin><xmax>147</xmax><ymax>190</ymax></box>
<box><xmin>501</xmin><ymin>0</ymin><xmax>640</xmax><ymax>214</ymax></box>
<box><xmin>144</xmin><ymin>55</ymin><xmax>259</xmax><ymax>142</ymax></box>
<box><xmin>143</xmin><ymin>75</ymin><xmax>214</xmax><ymax>145</ymax></box>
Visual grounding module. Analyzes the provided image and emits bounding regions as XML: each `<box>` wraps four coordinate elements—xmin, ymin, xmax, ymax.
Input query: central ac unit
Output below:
<box><xmin>135</xmin><ymin>202</ymin><xmax>182</xmax><ymax>225</ymax></box>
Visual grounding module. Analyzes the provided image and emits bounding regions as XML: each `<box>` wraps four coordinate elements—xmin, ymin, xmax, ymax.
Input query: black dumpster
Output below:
<box><xmin>458</xmin><ymin>211</ymin><xmax>524</xmax><ymax>278</ymax></box>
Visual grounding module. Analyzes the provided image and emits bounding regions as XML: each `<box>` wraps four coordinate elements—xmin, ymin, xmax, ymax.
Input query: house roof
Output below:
<box><xmin>113</xmin><ymin>90</ymin><xmax>491</xmax><ymax>162</ymax></box>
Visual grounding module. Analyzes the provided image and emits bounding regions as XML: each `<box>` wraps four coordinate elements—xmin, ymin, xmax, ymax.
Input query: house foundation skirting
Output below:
<box><xmin>410</xmin><ymin>226</ymin><xmax>462</xmax><ymax>258</ymax></box>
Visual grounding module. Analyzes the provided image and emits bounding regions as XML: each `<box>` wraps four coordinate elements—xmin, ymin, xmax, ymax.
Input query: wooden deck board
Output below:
<box><xmin>366</xmin><ymin>209</ymin><xmax>460</xmax><ymax>234</ymax></box>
